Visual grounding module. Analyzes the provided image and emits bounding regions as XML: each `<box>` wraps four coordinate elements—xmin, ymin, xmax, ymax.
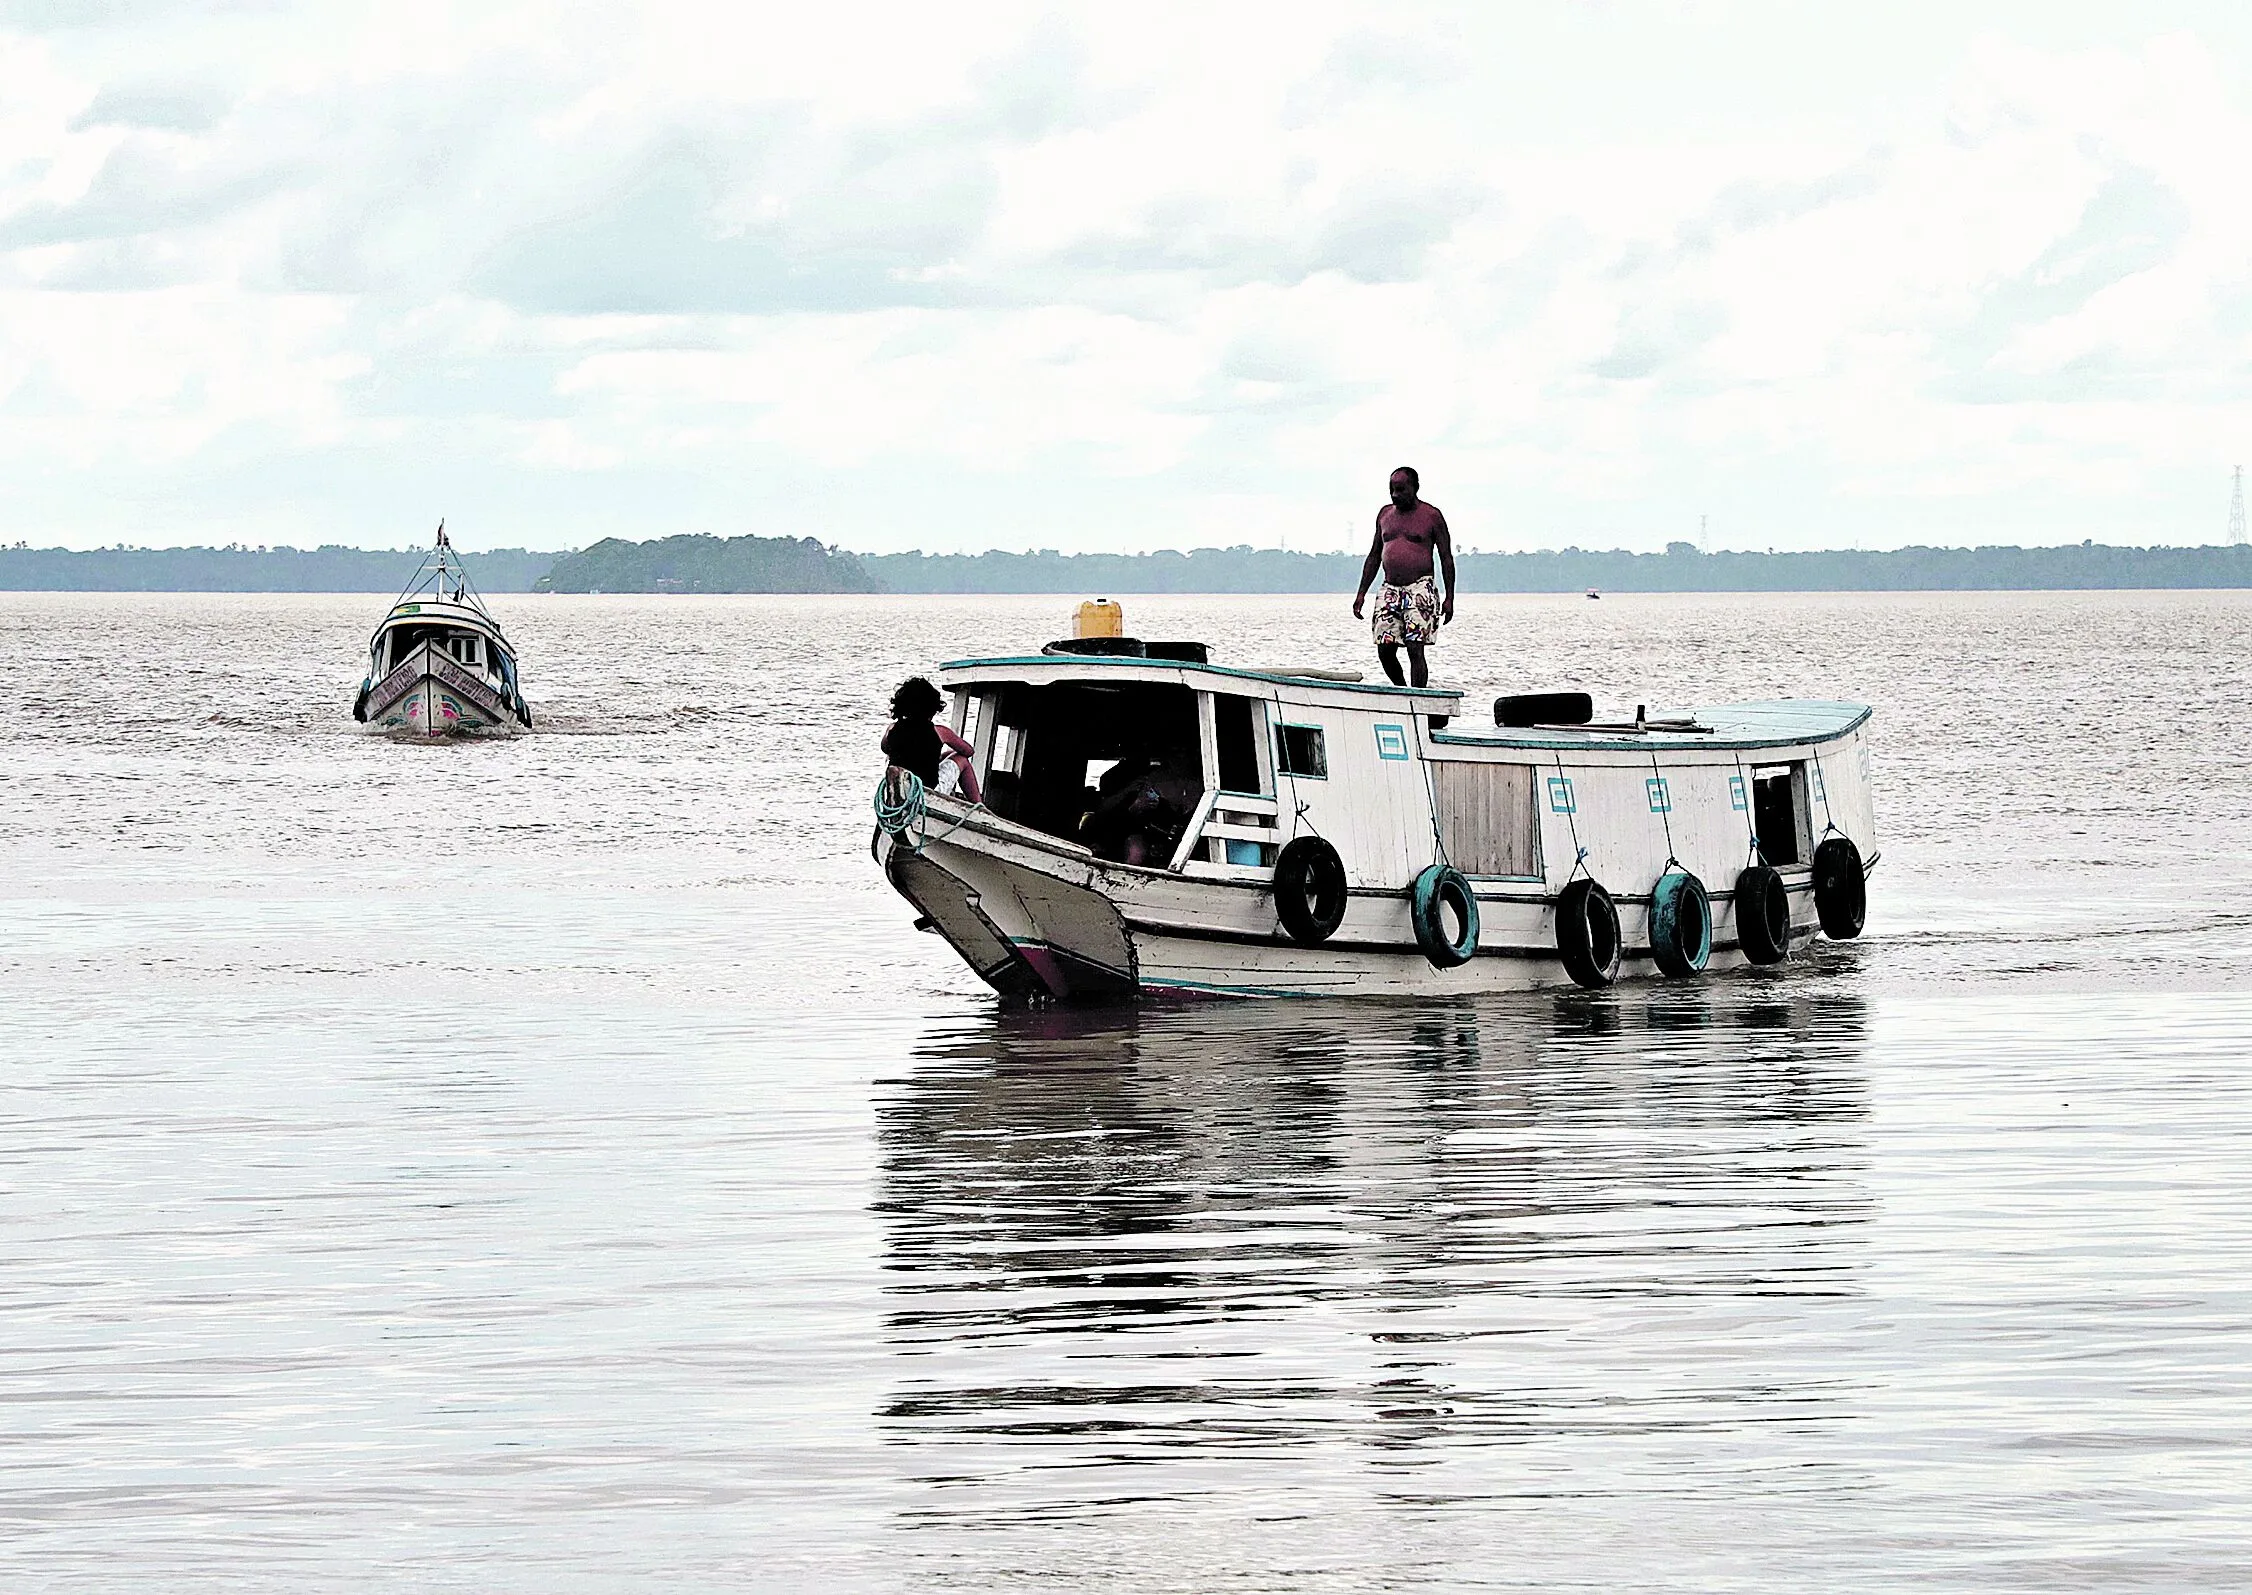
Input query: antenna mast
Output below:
<box><xmin>2232</xmin><ymin>466</ymin><xmax>2246</xmax><ymax>547</ymax></box>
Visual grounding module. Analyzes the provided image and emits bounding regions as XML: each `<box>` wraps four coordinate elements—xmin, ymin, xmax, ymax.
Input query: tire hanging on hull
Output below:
<box><xmin>1273</xmin><ymin>836</ymin><xmax>1347</xmax><ymax>946</ymax></box>
<box><xmin>1555</xmin><ymin>878</ymin><xmax>1623</xmax><ymax>989</ymax></box>
<box><xmin>1649</xmin><ymin>869</ymin><xmax>1713</xmax><ymax>978</ymax></box>
<box><xmin>1734</xmin><ymin>864</ymin><xmax>1791</xmax><ymax>964</ymax></box>
<box><xmin>1410</xmin><ymin>864</ymin><xmax>1479</xmax><ymax>968</ymax></box>
<box><xmin>1813</xmin><ymin>836</ymin><xmax>1867</xmax><ymax>939</ymax></box>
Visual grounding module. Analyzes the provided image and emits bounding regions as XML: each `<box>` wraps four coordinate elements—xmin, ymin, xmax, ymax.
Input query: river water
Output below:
<box><xmin>3</xmin><ymin>590</ymin><xmax>2249</xmax><ymax>1591</ymax></box>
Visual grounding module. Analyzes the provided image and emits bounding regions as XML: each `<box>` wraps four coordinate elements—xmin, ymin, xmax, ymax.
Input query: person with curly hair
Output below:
<box><xmin>881</xmin><ymin>676</ymin><xmax>981</xmax><ymax>802</ymax></box>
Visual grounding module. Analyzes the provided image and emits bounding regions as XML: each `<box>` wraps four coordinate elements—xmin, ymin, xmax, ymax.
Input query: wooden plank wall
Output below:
<box><xmin>1432</xmin><ymin>761</ymin><xmax>1540</xmax><ymax>878</ymax></box>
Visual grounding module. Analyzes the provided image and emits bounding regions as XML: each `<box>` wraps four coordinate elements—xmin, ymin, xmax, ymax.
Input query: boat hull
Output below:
<box><xmin>361</xmin><ymin>648</ymin><xmax>527</xmax><ymax>737</ymax></box>
<box><xmin>878</xmin><ymin>820</ymin><xmax>1824</xmax><ymax>1000</ymax></box>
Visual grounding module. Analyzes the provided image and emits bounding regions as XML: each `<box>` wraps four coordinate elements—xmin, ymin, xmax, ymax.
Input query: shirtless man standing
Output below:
<box><xmin>1351</xmin><ymin>465</ymin><xmax>1455</xmax><ymax>693</ymax></box>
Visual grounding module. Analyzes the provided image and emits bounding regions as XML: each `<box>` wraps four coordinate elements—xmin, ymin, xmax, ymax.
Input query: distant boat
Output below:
<box><xmin>352</xmin><ymin>524</ymin><xmax>532</xmax><ymax>736</ymax></box>
<box><xmin>1587</xmin><ymin>588</ymin><xmax>1601</xmax><ymax>599</ymax></box>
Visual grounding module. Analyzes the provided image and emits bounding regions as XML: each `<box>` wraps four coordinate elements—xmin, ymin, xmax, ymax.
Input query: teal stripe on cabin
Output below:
<box><xmin>939</xmin><ymin>654</ymin><xmax>1460</xmax><ymax>699</ymax></box>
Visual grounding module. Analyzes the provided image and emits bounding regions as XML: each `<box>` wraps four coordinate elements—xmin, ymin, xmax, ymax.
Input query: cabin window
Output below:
<box><xmin>450</xmin><ymin>634</ymin><xmax>481</xmax><ymax>666</ymax></box>
<box><xmin>1752</xmin><ymin>764</ymin><xmax>1804</xmax><ymax>865</ymax></box>
<box><xmin>979</xmin><ymin>680</ymin><xmax>1202</xmax><ymax>860</ymax></box>
<box><xmin>1213</xmin><ymin>694</ymin><xmax>1267</xmax><ymax>794</ymax></box>
<box><xmin>1432</xmin><ymin>761</ymin><xmax>1541</xmax><ymax>878</ymax></box>
<box><xmin>385</xmin><ymin>624</ymin><xmax>449</xmax><ymax>670</ymax></box>
<box><xmin>988</xmin><ymin>721</ymin><xmax>1025</xmax><ymax>777</ymax></box>
<box><xmin>1276</xmin><ymin>723</ymin><xmax>1327</xmax><ymax>780</ymax></box>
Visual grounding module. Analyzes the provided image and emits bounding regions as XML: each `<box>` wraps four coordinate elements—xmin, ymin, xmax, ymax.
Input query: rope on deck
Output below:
<box><xmin>874</xmin><ymin>770</ymin><xmax>984</xmax><ymax>854</ymax></box>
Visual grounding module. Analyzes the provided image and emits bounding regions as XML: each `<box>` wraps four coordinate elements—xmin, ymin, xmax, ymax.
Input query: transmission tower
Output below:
<box><xmin>2233</xmin><ymin>466</ymin><xmax>2247</xmax><ymax>547</ymax></box>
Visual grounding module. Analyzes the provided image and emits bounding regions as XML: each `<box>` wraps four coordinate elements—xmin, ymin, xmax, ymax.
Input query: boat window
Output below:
<box><xmin>1432</xmin><ymin>761</ymin><xmax>1540</xmax><ymax>878</ymax></box>
<box><xmin>1213</xmin><ymin>694</ymin><xmax>1266</xmax><ymax>794</ymax></box>
<box><xmin>981</xmin><ymin>680</ymin><xmax>1201</xmax><ymax>856</ymax></box>
<box><xmin>384</xmin><ymin>625</ymin><xmax>446</xmax><ymax>670</ymax></box>
<box><xmin>449</xmin><ymin>633</ymin><xmax>481</xmax><ymax>665</ymax></box>
<box><xmin>1276</xmin><ymin>723</ymin><xmax>1327</xmax><ymax>780</ymax></box>
<box><xmin>988</xmin><ymin>721</ymin><xmax>1026</xmax><ymax>777</ymax></box>
<box><xmin>1752</xmin><ymin>764</ymin><xmax>1802</xmax><ymax>865</ymax></box>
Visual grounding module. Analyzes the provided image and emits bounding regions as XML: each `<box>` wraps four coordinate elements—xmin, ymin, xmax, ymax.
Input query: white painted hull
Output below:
<box><xmin>878</xmin><ymin>798</ymin><xmax>1832</xmax><ymax>1000</ymax></box>
<box><xmin>360</xmin><ymin>644</ymin><xmax>528</xmax><ymax>737</ymax></box>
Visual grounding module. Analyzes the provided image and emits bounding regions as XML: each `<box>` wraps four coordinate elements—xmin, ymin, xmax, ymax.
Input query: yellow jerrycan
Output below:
<box><xmin>1073</xmin><ymin>598</ymin><xmax>1124</xmax><ymax>639</ymax></box>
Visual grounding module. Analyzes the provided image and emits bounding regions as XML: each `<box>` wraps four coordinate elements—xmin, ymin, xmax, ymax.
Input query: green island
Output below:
<box><xmin>5</xmin><ymin>533</ymin><xmax>2250</xmax><ymax>594</ymax></box>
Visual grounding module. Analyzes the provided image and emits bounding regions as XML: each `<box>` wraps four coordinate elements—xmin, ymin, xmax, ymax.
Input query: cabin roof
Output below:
<box><xmin>373</xmin><ymin>596</ymin><xmax>513</xmax><ymax>657</ymax></box>
<box><xmin>940</xmin><ymin>653</ymin><xmax>1868</xmax><ymax>750</ymax></box>
<box><xmin>1434</xmin><ymin>699</ymin><xmax>1871</xmax><ymax>753</ymax></box>
<box><xmin>378</xmin><ymin>597</ymin><xmax>505</xmax><ymax>631</ymax></box>
<box><xmin>939</xmin><ymin>653</ymin><xmax>1461</xmax><ymax>702</ymax></box>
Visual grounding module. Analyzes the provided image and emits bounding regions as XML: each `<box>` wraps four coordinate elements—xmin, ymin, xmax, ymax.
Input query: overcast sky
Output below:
<box><xmin>4</xmin><ymin>2</ymin><xmax>2251</xmax><ymax>554</ymax></box>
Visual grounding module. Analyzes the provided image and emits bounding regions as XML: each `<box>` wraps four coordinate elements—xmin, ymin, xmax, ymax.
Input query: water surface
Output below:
<box><xmin>3</xmin><ymin>591</ymin><xmax>2249</xmax><ymax>1590</ymax></box>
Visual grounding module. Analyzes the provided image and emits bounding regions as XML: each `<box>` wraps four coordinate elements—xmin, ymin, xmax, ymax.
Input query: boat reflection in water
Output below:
<box><xmin>873</xmin><ymin>985</ymin><xmax>1875</xmax><ymax>1568</ymax></box>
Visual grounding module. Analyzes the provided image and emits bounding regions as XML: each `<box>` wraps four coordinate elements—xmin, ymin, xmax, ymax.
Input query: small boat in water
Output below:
<box><xmin>873</xmin><ymin>613</ymin><xmax>1876</xmax><ymax>999</ymax></box>
<box><xmin>352</xmin><ymin>525</ymin><xmax>532</xmax><ymax>736</ymax></box>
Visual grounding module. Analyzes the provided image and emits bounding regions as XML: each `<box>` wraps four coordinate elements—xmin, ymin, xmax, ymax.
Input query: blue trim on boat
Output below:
<box><xmin>1433</xmin><ymin>701</ymin><xmax>1872</xmax><ymax>754</ymax></box>
<box><xmin>938</xmin><ymin>657</ymin><xmax>1870</xmax><ymax>749</ymax></box>
<box><xmin>939</xmin><ymin>653</ymin><xmax>1461</xmax><ymax>699</ymax></box>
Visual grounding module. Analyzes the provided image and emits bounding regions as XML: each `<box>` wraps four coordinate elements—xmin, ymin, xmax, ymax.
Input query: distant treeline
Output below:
<box><xmin>8</xmin><ymin>535</ymin><xmax>2252</xmax><ymax>594</ymax></box>
<box><xmin>537</xmin><ymin>534</ymin><xmax>875</xmax><ymax>593</ymax></box>
<box><xmin>0</xmin><ymin>543</ymin><xmax>563</xmax><ymax>592</ymax></box>
<box><xmin>865</xmin><ymin>540</ymin><xmax>2252</xmax><ymax>593</ymax></box>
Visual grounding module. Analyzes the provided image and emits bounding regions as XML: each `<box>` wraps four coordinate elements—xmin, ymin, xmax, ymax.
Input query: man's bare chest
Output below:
<box><xmin>1379</xmin><ymin>506</ymin><xmax>1439</xmax><ymax>545</ymax></box>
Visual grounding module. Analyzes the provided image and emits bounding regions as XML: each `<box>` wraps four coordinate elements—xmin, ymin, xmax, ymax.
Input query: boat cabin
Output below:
<box><xmin>937</xmin><ymin>646</ymin><xmax>1871</xmax><ymax>906</ymax></box>
<box><xmin>372</xmin><ymin>600</ymin><xmax>512</xmax><ymax>677</ymax></box>
<box><xmin>941</xmin><ymin>650</ymin><xmax>1460</xmax><ymax>886</ymax></box>
<box><xmin>378</xmin><ymin>617</ymin><xmax>492</xmax><ymax>673</ymax></box>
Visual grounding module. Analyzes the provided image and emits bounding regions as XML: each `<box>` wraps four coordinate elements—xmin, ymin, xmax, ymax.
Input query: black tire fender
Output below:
<box><xmin>1273</xmin><ymin>836</ymin><xmax>1347</xmax><ymax>945</ymax></box>
<box><xmin>1734</xmin><ymin>864</ymin><xmax>1791</xmax><ymax>964</ymax></box>
<box><xmin>1555</xmin><ymin>878</ymin><xmax>1622</xmax><ymax>989</ymax></box>
<box><xmin>1650</xmin><ymin>869</ymin><xmax>1713</xmax><ymax>978</ymax></box>
<box><xmin>1813</xmin><ymin>836</ymin><xmax>1867</xmax><ymax>940</ymax></box>
<box><xmin>1411</xmin><ymin>863</ymin><xmax>1480</xmax><ymax>968</ymax></box>
<box><xmin>1494</xmin><ymin>691</ymin><xmax>1594</xmax><ymax>728</ymax></box>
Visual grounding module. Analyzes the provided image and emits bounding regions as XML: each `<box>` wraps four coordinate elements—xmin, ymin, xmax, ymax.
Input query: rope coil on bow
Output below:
<box><xmin>874</xmin><ymin>769</ymin><xmax>984</xmax><ymax>854</ymax></box>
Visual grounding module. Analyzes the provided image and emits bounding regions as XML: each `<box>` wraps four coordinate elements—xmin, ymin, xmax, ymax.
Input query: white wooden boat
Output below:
<box><xmin>874</xmin><ymin>634</ymin><xmax>1876</xmax><ymax>999</ymax></box>
<box><xmin>352</xmin><ymin>526</ymin><xmax>532</xmax><ymax>736</ymax></box>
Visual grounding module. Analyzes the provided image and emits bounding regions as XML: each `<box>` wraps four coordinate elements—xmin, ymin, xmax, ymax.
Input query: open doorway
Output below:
<box><xmin>1751</xmin><ymin>764</ymin><xmax>1809</xmax><ymax>864</ymax></box>
<box><xmin>979</xmin><ymin>681</ymin><xmax>1203</xmax><ymax>863</ymax></box>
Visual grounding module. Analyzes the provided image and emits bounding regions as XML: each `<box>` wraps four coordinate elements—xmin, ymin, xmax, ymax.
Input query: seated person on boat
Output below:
<box><xmin>882</xmin><ymin>677</ymin><xmax>981</xmax><ymax>801</ymax></box>
<box><xmin>1079</xmin><ymin>751</ymin><xmax>1198</xmax><ymax>866</ymax></box>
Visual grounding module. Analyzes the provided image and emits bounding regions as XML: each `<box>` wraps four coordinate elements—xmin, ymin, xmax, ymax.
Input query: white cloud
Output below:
<box><xmin>2</xmin><ymin>1</ymin><xmax>2251</xmax><ymax>552</ymax></box>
